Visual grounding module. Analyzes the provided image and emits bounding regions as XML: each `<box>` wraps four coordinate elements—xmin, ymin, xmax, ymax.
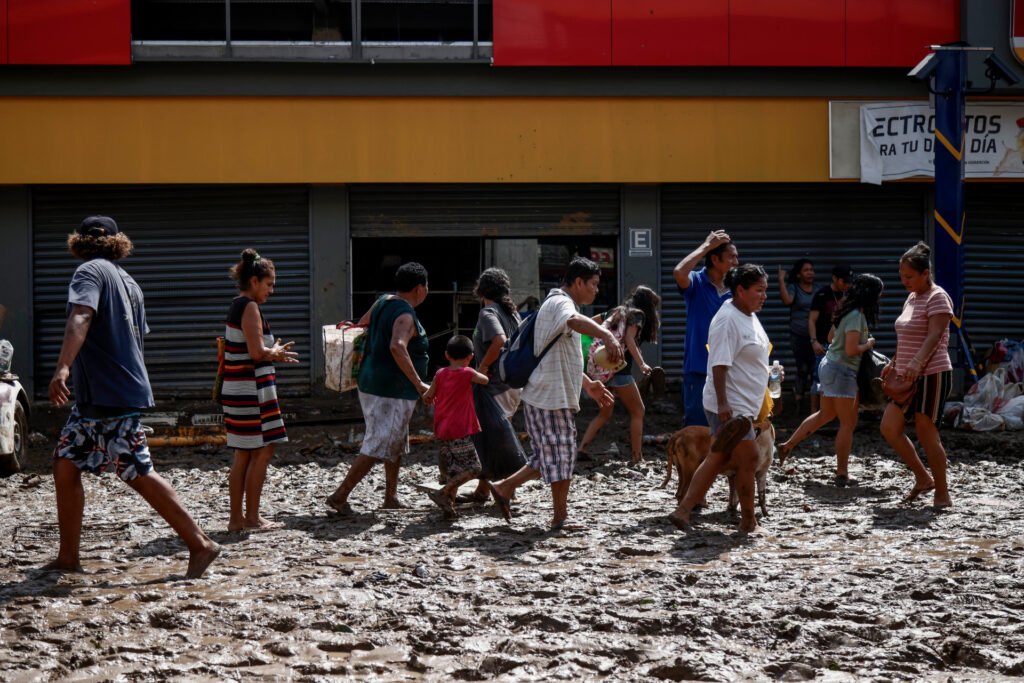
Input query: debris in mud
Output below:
<box><xmin>1</xmin><ymin>400</ymin><xmax>1023</xmax><ymax>680</ymax></box>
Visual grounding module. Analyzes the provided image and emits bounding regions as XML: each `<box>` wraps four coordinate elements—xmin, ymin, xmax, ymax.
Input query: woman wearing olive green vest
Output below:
<box><xmin>327</xmin><ymin>262</ymin><xmax>430</xmax><ymax>513</ymax></box>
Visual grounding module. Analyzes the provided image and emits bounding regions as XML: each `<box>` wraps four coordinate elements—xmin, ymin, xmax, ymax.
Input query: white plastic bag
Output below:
<box><xmin>996</xmin><ymin>394</ymin><xmax>1024</xmax><ymax>431</ymax></box>
<box><xmin>323</xmin><ymin>323</ymin><xmax>367</xmax><ymax>392</ymax></box>
<box><xmin>1010</xmin><ymin>345</ymin><xmax>1024</xmax><ymax>383</ymax></box>
<box><xmin>964</xmin><ymin>368</ymin><xmax>1020</xmax><ymax>412</ymax></box>
<box><xmin>960</xmin><ymin>406</ymin><xmax>1005</xmax><ymax>432</ymax></box>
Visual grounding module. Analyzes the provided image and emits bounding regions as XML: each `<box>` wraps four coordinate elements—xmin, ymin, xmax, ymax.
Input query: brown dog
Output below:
<box><xmin>661</xmin><ymin>422</ymin><xmax>775</xmax><ymax>517</ymax></box>
<box><xmin>661</xmin><ymin>425</ymin><xmax>712</xmax><ymax>503</ymax></box>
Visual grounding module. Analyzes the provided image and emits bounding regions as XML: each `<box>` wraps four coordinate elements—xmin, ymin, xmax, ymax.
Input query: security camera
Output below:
<box><xmin>908</xmin><ymin>53</ymin><xmax>938</xmax><ymax>82</ymax></box>
<box><xmin>983</xmin><ymin>52</ymin><xmax>1021</xmax><ymax>87</ymax></box>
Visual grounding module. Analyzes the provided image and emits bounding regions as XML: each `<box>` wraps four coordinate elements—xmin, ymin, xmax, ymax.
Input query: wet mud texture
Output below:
<box><xmin>2</xmin><ymin>403</ymin><xmax>1024</xmax><ymax>681</ymax></box>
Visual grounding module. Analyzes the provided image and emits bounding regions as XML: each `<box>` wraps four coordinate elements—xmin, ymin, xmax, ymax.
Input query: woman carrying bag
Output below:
<box><xmin>777</xmin><ymin>274</ymin><xmax>883</xmax><ymax>486</ymax></box>
<box><xmin>880</xmin><ymin>242</ymin><xmax>954</xmax><ymax>508</ymax></box>
<box><xmin>578</xmin><ymin>285</ymin><xmax>661</xmax><ymax>465</ymax></box>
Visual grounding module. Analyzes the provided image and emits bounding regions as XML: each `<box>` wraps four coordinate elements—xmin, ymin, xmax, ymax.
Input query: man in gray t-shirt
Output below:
<box><xmin>45</xmin><ymin>216</ymin><xmax>220</xmax><ymax>580</ymax></box>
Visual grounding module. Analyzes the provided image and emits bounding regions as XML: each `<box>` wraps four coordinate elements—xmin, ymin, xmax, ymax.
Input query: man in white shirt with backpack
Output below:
<box><xmin>488</xmin><ymin>257</ymin><xmax>623</xmax><ymax>531</ymax></box>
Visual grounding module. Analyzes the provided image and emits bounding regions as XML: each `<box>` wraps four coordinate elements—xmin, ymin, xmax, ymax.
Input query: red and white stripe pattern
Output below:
<box><xmin>894</xmin><ymin>285</ymin><xmax>954</xmax><ymax>378</ymax></box>
<box><xmin>222</xmin><ymin>298</ymin><xmax>287</xmax><ymax>450</ymax></box>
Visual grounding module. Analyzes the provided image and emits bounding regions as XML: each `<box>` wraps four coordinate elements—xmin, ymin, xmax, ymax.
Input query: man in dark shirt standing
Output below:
<box><xmin>807</xmin><ymin>264</ymin><xmax>852</xmax><ymax>414</ymax></box>
<box><xmin>46</xmin><ymin>216</ymin><xmax>220</xmax><ymax>579</ymax></box>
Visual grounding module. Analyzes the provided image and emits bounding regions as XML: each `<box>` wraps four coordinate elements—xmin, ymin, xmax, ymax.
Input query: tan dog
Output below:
<box><xmin>661</xmin><ymin>425</ymin><xmax>712</xmax><ymax>503</ymax></box>
<box><xmin>661</xmin><ymin>422</ymin><xmax>775</xmax><ymax>517</ymax></box>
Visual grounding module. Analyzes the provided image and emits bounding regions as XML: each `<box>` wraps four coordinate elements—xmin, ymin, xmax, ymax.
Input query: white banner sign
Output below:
<box><xmin>859</xmin><ymin>102</ymin><xmax>1024</xmax><ymax>184</ymax></box>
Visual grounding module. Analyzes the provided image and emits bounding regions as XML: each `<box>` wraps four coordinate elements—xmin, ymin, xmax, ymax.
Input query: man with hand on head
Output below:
<box><xmin>673</xmin><ymin>230</ymin><xmax>738</xmax><ymax>427</ymax></box>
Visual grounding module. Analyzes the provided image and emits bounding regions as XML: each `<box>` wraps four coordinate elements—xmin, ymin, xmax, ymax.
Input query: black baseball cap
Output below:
<box><xmin>832</xmin><ymin>264</ymin><xmax>853</xmax><ymax>280</ymax></box>
<box><xmin>78</xmin><ymin>215</ymin><xmax>119</xmax><ymax>236</ymax></box>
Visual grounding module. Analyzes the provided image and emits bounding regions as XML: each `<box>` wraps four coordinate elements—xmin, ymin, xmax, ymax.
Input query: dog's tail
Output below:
<box><xmin>660</xmin><ymin>433</ymin><xmax>681</xmax><ymax>489</ymax></box>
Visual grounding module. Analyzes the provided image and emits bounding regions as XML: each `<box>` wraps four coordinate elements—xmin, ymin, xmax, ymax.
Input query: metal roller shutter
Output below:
<box><xmin>32</xmin><ymin>186</ymin><xmax>311</xmax><ymax>398</ymax></box>
<box><xmin>350</xmin><ymin>184</ymin><xmax>620</xmax><ymax>237</ymax></box>
<box><xmin>963</xmin><ymin>184</ymin><xmax>1024</xmax><ymax>351</ymax></box>
<box><xmin>659</xmin><ymin>183</ymin><xmax>928</xmax><ymax>379</ymax></box>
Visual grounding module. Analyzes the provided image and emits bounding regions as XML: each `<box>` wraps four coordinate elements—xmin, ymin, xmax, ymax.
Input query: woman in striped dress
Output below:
<box><xmin>222</xmin><ymin>249</ymin><xmax>298</xmax><ymax>531</ymax></box>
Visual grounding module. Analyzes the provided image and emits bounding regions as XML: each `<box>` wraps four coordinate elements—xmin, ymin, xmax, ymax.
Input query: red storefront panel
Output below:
<box><xmin>8</xmin><ymin>0</ymin><xmax>131</xmax><ymax>65</ymax></box>
<box><xmin>612</xmin><ymin>0</ymin><xmax>728</xmax><ymax>66</ymax></box>
<box><xmin>1</xmin><ymin>0</ymin><xmax>8</xmax><ymax>64</ymax></box>
<box><xmin>729</xmin><ymin>0</ymin><xmax>844</xmax><ymax>66</ymax></box>
<box><xmin>493</xmin><ymin>0</ymin><xmax>611</xmax><ymax>66</ymax></box>
<box><xmin>847</xmin><ymin>0</ymin><xmax>960</xmax><ymax>67</ymax></box>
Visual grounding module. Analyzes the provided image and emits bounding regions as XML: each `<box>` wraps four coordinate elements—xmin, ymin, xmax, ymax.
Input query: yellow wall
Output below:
<box><xmin>0</xmin><ymin>97</ymin><xmax>830</xmax><ymax>183</ymax></box>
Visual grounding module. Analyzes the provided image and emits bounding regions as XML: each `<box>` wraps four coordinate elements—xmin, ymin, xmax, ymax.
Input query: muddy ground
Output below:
<box><xmin>2</xmin><ymin>393</ymin><xmax>1023</xmax><ymax>682</ymax></box>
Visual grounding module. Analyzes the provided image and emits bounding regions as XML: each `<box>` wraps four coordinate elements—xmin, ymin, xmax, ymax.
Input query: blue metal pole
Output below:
<box><xmin>932</xmin><ymin>49</ymin><xmax>979</xmax><ymax>377</ymax></box>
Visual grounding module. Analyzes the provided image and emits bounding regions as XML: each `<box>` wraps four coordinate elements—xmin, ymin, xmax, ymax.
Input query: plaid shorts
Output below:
<box><xmin>440</xmin><ymin>437</ymin><xmax>481</xmax><ymax>478</ymax></box>
<box><xmin>54</xmin><ymin>406</ymin><xmax>153</xmax><ymax>482</ymax></box>
<box><xmin>523</xmin><ymin>404</ymin><xmax>577</xmax><ymax>484</ymax></box>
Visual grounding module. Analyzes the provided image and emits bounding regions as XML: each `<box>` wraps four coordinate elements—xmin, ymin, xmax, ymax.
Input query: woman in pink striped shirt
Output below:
<box><xmin>880</xmin><ymin>242</ymin><xmax>954</xmax><ymax>508</ymax></box>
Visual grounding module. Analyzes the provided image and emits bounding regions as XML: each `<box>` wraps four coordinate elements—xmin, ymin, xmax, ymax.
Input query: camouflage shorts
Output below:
<box><xmin>54</xmin><ymin>406</ymin><xmax>153</xmax><ymax>482</ymax></box>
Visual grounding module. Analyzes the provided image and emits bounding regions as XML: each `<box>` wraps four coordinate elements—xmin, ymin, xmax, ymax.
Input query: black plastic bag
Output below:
<box><xmin>858</xmin><ymin>349</ymin><xmax>890</xmax><ymax>408</ymax></box>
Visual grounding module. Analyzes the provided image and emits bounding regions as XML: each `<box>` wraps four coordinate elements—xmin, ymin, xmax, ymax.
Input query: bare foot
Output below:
<box><xmin>738</xmin><ymin>519</ymin><xmax>760</xmax><ymax>534</ymax></box>
<box><xmin>381</xmin><ymin>497</ymin><xmax>408</xmax><ymax>510</ymax></box>
<box><xmin>326</xmin><ymin>494</ymin><xmax>353</xmax><ymax>515</ymax></box>
<box><xmin>41</xmin><ymin>559</ymin><xmax>85</xmax><ymax>574</ymax></box>
<box><xmin>243</xmin><ymin>518</ymin><xmax>284</xmax><ymax>531</ymax></box>
<box><xmin>933</xmin><ymin>492</ymin><xmax>952</xmax><ymax>509</ymax></box>
<box><xmin>667</xmin><ymin>511</ymin><xmax>691</xmax><ymax>530</ymax></box>
<box><xmin>227</xmin><ymin>520</ymin><xmax>245</xmax><ymax>532</ymax></box>
<box><xmin>550</xmin><ymin>518</ymin><xmax>584</xmax><ymax>532</ymax></box>
<box><xmin>185</xmin><ymin>543</ymin><xmax>221</xmax><ymax>580</ymax></box>
<box><xmin>902</xmin><ymin>480</ymin><xmax>935</xmax><ymax>504</ymax></box>
<box><xmin>631</xmin><ymin>453</ymin><xmax>644</xmax><ymax>465</ymax></box>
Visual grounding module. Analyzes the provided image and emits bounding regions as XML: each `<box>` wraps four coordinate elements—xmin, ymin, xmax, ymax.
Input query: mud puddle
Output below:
<box><xmin>2</xmin><ymin>402</ymin><xmax>1023</xmax><ymax>680</ymax></box>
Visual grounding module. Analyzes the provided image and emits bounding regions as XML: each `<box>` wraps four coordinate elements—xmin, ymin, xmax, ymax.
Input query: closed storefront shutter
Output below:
<box><xmin>350</xmin><ymin>184</ymin><xmax>620</xmax><ymax>237</ymax></box>
<box><xmin>32</xmin><ymin>186</ymin><xmax>311</xmax><ymax>398</ymax></box>
<box><xmin>964</xmin><ymin>184</ymin><xmax>1024</xmax><ymax>350</ymax></box>
<box><xmin>659</xmin><ymin>184</ymin><xmax>927</xmax><ymax>379</ymax></box>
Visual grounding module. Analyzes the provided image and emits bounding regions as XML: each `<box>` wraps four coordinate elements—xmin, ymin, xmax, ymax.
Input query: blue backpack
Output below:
<box><xmin>496</xmin><ymin>310</ymin><xmax>561</xmax><ymax>389</ymax></box>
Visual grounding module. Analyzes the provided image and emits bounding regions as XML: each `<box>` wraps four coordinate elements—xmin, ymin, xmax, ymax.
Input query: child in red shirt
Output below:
<box><xmin>422</xmin><ymin>335</ymin><xmax>489</xmax><ymax>518</ymax></box>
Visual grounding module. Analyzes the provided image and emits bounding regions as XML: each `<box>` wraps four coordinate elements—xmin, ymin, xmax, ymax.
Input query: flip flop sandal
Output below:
<box><xmin>711</xmin><ymin>416</ymin><xmax>752</xmax><ymax>453</ymax></box>
<box><xmin>426</xmin><ymin>489</ymin><xmax>457</xmax><ymax>516</ymax></box>
<box><xmin>486</xmin><ymin>482</ymin><xmax>513</xmax><ymax>523</ymax></box>
<box><xmin>549</xmin><ymin>519</ymin><xmax>584</xmax><ymax>532</ymax></box>
<box><xmin>456</xmin><ymin>492</ymin><xmax>489</xmax><ymax>504</ymax></box>
<box><xmin>326</xmin><ymin>495</ymin><xmax>354</xmax><ymax>516</ymax></box>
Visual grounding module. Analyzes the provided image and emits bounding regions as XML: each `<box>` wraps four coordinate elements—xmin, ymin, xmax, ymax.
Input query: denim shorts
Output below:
<box><xmin>817</xmin><ymin>356</ymin><xmax>858</xmax><ymax>399</ymax></box>
<box><xmin>607</xmin><ymin>373</ymin><xmax>635</xmax><ymax>388</ymax></box>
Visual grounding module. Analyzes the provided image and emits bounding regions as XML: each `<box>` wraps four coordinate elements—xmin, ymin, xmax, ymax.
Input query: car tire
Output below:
<box><xmin>0</xmin><ymin>402</ymin><xmax>27</xmax><ymax>476</ymax></box>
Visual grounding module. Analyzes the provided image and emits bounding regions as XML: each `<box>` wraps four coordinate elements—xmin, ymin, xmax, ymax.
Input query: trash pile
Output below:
<box><xmin>947</xmin><ymin>339</ymin><xmax>1024</xmax><ymax>431</ymax></box>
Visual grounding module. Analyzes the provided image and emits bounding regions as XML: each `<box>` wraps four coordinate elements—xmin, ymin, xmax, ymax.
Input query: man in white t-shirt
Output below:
<box><xmin>488</xmin><ymin>257</ymin><xmax>622</xmax><ymax>531</ymax></box>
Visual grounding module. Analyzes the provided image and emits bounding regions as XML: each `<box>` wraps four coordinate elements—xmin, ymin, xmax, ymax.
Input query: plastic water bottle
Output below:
<box><xmin>768</xmin><ymin>360</ymin><xmax>782</xmax><ymax>399</ymax></box>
